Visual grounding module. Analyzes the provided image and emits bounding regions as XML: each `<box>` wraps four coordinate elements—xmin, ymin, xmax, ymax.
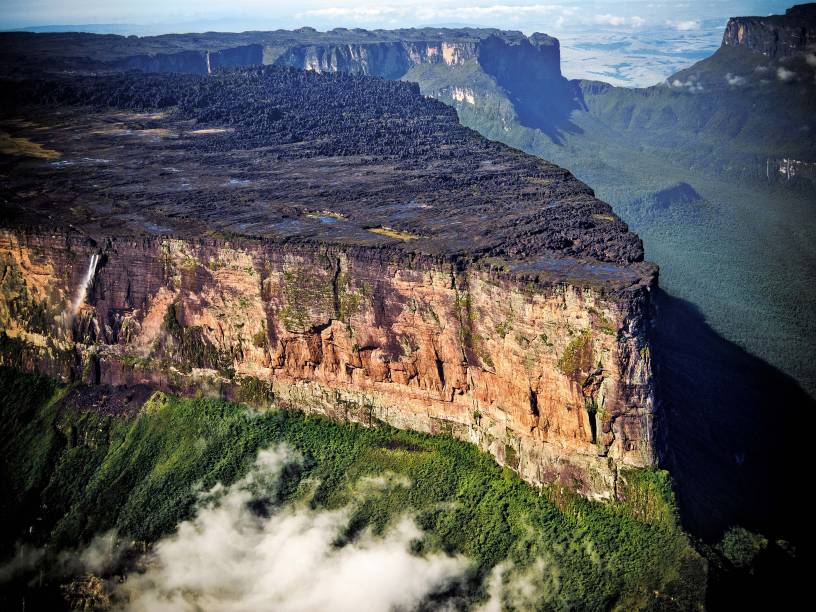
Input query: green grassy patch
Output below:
<box><xmin>557</xmin><ymin>330</ymin><xmax>593</xmax><ymax>378</ymax></box>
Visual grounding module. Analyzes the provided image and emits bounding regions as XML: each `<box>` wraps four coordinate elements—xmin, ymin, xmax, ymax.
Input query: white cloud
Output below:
<box><xmin>669</xmin><ymin>75</ymin><xmax>704</xmax><ymax>92</ymax></box>
<box><xmin>593</xmin><ymin>14</ymin><xmax>646</xmax><ymax>28</ymax></box>
<box><xmin>595</xmin><ymin>14</ymin><xmax>627</xmax><ymax>26</ymax></box>
<box><xmin>297</xmin><ymin>4</ymin><xmax>564</xmax><ymax>23</ymax></box>
<box><xmin>0</xmin><ymin>545</ymin><xmax>45</xmax><ymax>583</ymax></box>
<box><xmin>777</xmin><ymin>66</ymin><xmax>796</xmax><ymax>82</ymax></box>
<box><xmin>725</xmin><ymin>72</ymin><xmax>745</xmax><ymax>86</ymax></box>
<box><xmin>0</xmin><ymin>528</ymin><xmax>124</xmax><ymax>583</ymax></box>
<box><xmin>475</xmin><ymin>556</ymin><xmax>569</xmax><ymax>611</ymax></box>
<box><xmin>666</xmin><ymin>19</ymin><xmax>701</xmax><ymax>31</ymax></box>
<box><xmin>115</xmin><ymin>445</ymin><xmax>470</xmax><ymax>611</ymax></box>
<box><xmin>805</xmin><ymin>53</ymin><xmax>816</xmax><ymax>67</ymax></box>
<box><xmin>297</xmin><ymin>7</ymin><xmax>399</xmax><ymax>20</ymax></box>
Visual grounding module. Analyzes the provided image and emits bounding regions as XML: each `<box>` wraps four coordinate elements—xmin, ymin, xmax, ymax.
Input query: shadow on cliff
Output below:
<box><xmin>476</xmin><ymin>38</ymin><xmax>585</xmax><ymax>145</ymax></box>
<box><xmin>652</xmin><ymin>288</ymin><xmax>811</xmax><ymax>542</ymax></box>
<box><xmin>652</xmin><ymin>289</ymin><xmax>810</xmax><ymax>606</ymax></box>
<box><xmin>493</xmin><ymin>76</ymin><xmax>586</xmax><ymax>145</ymax></box>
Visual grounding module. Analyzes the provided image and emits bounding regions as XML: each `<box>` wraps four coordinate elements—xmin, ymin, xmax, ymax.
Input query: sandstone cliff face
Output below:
<box><xmin>110</xmin><ymin>44</ymin><xmax>265</xmax><ymax>75</ymax></box>
<box><xmin>272</xmin><ymin>41</ymin><xmax>479</xmax><ymax>80</ymax></box>
<box><xmin>722</xmin><ymin>3</ymin><xmax>816</xmax><ymax>58</ymax></box>
<box><xmin>0</xmin><ymin>229</ymin><xmax>656</xmax><ymax>499</ymax></box>
<box><xmin>271</xmin><ymin>35</ymin><xmax>561</xmax><ymax>82</ymax></box>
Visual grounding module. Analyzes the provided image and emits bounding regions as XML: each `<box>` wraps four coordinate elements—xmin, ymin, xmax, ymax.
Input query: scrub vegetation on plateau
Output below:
<box><xmin>0</xmin><ymin>368</ymin><xmax>704</xmax><ymax>611</ymax></box>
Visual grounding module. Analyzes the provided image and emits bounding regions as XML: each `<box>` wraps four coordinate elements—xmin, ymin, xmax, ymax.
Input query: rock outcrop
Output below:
<box><xmin>722</xmin><ymin>3</ymin><xmax>816</xmax><ymax>58</ymax></box>
<box><xmin>0</xmin><ymin>65</ymin><xmax>657</xmax><ymax>500</ymax></box>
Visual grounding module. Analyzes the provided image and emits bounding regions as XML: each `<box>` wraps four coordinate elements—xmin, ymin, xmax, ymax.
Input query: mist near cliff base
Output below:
<box><xmin>113</xmin><ymin>445</ymin><xmax>471</xmax><ymax>611</ymax></box>
<box><xmin>0</xmin><ymin>443</ymin><xmax>561</xmax><ymax>611</ymax></box>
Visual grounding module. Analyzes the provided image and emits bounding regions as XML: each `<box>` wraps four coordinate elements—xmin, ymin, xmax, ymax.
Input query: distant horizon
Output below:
<box><xmin>0</xmin><ymin>1</ymin><xmax>797</xmax><ymax>32</ymax></box>
<box><xmin>0</xmin><ymin>18</ymin><xmax>726</xmax><ymax>88</ymax></box>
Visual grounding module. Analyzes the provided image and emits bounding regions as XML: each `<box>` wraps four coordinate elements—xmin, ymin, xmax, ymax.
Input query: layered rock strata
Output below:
<box><xmin>0</xmin><ymin>230</ymin><xmax>655</xmax><ymax>500</ymax></box>
<box><xmin>0</xmin><ymin>28</ymin><xmax>561</xmax><ymax>81</ymax></box>
<box><xmin>0</xmin><ymin>66</ymin><xmax>656</xmax><ymax>500</ymax></box>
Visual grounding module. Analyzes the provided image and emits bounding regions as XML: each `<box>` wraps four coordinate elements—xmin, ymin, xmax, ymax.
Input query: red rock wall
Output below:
<box><xmin>0</xmin><ymin>229</ymin><xmax>657</xmax><ymax>499</ymax></box>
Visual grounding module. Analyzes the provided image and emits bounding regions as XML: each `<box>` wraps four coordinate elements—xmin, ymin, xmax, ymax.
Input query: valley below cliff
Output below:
<box><xmin>0</xmin><ymin>368</ymin><xmax>705</xmax><ymax>611</ymax></box>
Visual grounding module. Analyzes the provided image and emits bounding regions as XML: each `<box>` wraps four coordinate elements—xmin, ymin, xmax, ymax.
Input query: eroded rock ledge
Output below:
<box><xmin>1</xmin><ymin>66</ymin><xmax>657</xmax><ymax>499</ymax></box>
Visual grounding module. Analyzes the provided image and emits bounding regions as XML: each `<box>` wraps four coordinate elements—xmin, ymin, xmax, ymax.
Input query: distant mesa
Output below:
<box><xmin>722</xmin><ymin>2</ymin><xmax>816</xmax><ymax>59</ymax></box>
<box><xmin>0</xmin><ymin>27</ymin><xmax>563</xmax><ymax>81</ymax></box>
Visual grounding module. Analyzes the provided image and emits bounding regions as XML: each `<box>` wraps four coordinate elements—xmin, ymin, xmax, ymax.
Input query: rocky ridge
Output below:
<box><xmin>0</xmin><ymin>28</ymin><xmax>561</xmax><ymax>80</ymax></box>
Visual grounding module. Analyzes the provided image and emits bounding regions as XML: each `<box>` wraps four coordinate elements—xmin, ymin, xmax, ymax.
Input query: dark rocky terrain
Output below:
<box><xmin>0</xmin><ymin>66</ymin><xmax>649</xmax><ymax>287</ymax></box>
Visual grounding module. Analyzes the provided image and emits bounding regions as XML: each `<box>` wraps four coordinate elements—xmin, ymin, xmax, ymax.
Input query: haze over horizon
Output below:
<box><xmin>0</xmin><ymin>1</ymin><xmax>800</xmax><ymax>85</ymax></box>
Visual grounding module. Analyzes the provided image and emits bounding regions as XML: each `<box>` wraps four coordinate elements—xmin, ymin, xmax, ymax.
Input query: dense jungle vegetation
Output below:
<box><xmin>0</xmin><ymin>368</ymin><xmax>707</xmax><ymax>610</ymax></box>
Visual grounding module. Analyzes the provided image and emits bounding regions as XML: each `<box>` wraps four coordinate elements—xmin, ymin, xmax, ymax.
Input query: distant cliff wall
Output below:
<box><xmin>111</xmin><ymin>44</ymin><xmax>264</xmax><ymax>75</ymax></box>
<box><xmin>722</xmin><ymin>3</ymin><xmax>816</xmax><ymax>58</ymax></box>
<box><xmin>81</xmin><ymin>34</ymin><xmax>562</xmax><ymax>85</ymax></box>
<box><xmin>271</xmin><ymin>35</ymin><xmax>561</xmax><ymax>81</ymax></box>
<box><xmin>0</xmin><ymin>229</ymin><xmax>657</xmax><ymax>500</ymax></box>
<box><xmin>272</xmin><ymin>41</ymin><xmax>478</xmax><ymax>79</ymax></box>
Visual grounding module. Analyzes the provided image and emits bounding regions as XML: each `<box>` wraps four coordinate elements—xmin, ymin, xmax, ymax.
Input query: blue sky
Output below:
<box><xmin>0</xmin><ymin>1</ymin><xmax>800</xmax><ymax>85</ymax></box>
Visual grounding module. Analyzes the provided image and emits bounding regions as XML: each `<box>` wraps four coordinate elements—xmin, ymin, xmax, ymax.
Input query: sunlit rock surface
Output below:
<box><xmin>0</xmin><ymin>66</ymin><xmax>657</xmax><ymax>499</ymax></box>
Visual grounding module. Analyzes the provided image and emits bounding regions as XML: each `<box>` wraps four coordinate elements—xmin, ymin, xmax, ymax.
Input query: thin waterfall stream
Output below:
<box><xmin>70</xmin><ymin>253</ymin><xmax>99</xmax><ymax>318</ymax></box>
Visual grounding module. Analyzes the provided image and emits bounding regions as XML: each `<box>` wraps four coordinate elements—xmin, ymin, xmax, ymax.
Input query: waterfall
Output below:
<box><xmin>71</xmin><ymin>253</ymin><xmax>99</xmax><ymax>317</ymax></box>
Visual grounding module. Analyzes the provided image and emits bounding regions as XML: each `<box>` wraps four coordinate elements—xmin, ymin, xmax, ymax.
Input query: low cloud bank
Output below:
<box><xmin>0</xmin><ymin>531</ymin><xmax>120</xmax><ymax>586</ymax></box>
<box><xmin>666</xmin><ymin>19</ymin><xmax>701</xmax><ymax>31</ymax></box>
<box><xmin>594</xmin><ymin>14</ymin><xmax>645</xmax><ymax>28</ymax></box>
<box><xmin>476</xmin><ymin>557</ymin><xmax>567</xmax><ymax>611</ymax></box>
<box><xmin>115</xmin><ymin>446</ymin><xmax>469</xmax><ymax>611</ymax></box>
<box><xmin>669</xmin><ymin>75</ymin><xmax>704</xmax><ymax>92</ymax></box>
<box><xmin>777</xmin><ymin>66</ymin><xmax>797</xmax><ymax>82</ymax></box>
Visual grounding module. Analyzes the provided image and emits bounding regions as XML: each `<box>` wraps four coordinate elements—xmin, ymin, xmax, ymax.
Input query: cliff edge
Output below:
<box><xmin>0</xmin><ymin>66</ymin><xmax>657</xmax><ymax>499</ymax></box>
<box><xmin>722</xmin><ymin>3</ymin><xmax>816</xmax><ymax>58</ymax></box>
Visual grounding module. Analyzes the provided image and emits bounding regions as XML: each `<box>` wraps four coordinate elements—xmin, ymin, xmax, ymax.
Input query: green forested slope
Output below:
<box><xmin>0</xmin><ymin>368</ymin><xmax>705</xmax><ymax>611</ymax></box>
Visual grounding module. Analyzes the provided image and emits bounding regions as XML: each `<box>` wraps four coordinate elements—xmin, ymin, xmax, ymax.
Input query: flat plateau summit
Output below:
<box><xmin>2</xmin><ymin>67</ymin><xmax>651</xmax><ymax>289</ymax></box>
